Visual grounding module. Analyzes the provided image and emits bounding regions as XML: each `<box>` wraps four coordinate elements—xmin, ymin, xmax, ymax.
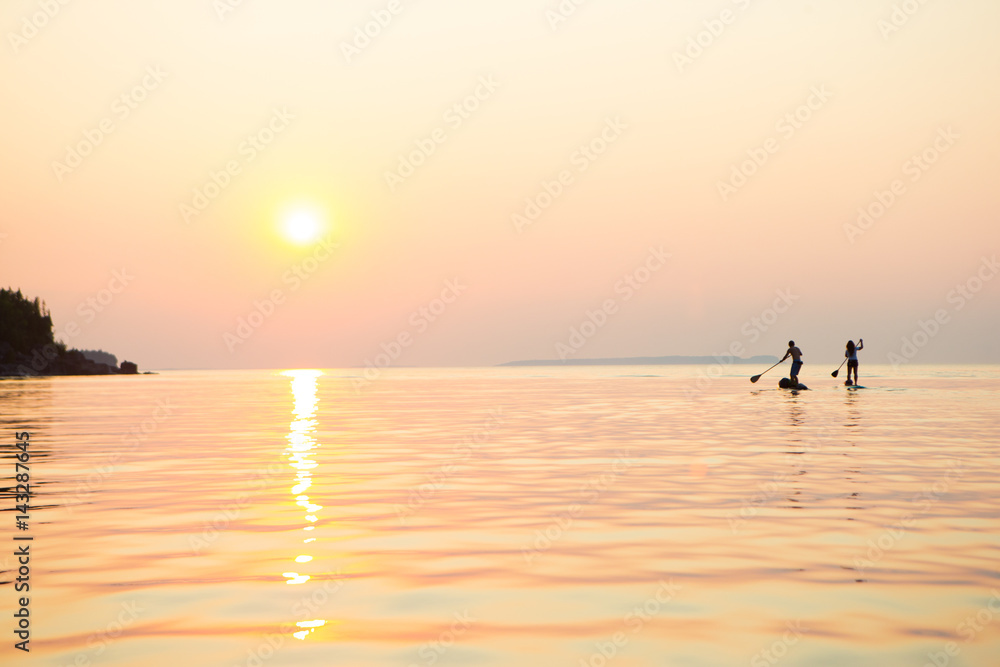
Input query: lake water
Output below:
<box><xmin>1</xmin><ymin>365</ymin><xmax>999</xmax><ymax>666</ymax></box>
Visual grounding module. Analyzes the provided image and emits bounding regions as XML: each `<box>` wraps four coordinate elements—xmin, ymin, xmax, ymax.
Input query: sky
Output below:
<box><xmin>1</xmin><ymin>0</ymin><xmax>998</xmax><ymax>370</ymax></box>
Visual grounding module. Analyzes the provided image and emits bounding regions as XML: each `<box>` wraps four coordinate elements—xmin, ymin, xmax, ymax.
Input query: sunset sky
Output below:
<box><xmin>2</xmin><ymin>0</ymin><xmax>998</xmax><ymax>369</ymax></box>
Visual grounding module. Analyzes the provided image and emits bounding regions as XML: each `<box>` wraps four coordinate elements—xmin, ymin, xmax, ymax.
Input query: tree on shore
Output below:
<box><xmin>0</xmin><ymin>287</ymin><xmax>62</xmax><ymax>357</ymax></box>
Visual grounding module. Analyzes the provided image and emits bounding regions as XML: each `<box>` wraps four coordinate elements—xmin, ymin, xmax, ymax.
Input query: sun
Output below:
<box><xmin>281</xmin><ymin>208</ymin><xmax>325</xmax><ymax>245</ymax></box>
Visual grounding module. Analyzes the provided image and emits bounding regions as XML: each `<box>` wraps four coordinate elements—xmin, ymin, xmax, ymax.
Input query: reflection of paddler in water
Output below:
<box><xmin>844</xmin><ymin>339</ymin><xmax>863</xmax><ymax>386</ymax></box>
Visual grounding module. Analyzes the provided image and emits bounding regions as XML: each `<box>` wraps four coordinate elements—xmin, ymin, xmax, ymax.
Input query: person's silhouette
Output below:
<box><xmin>782</xmin><ymin>341</ymin><xmax>803</xmax><ymax>386</ymax></box>
<box><xmin>845</xmin><ymin>339</ymin><xmax>863</xmax><ymax>385</ymax></box>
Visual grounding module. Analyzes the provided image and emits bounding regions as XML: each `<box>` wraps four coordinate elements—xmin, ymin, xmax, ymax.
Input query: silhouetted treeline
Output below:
<box><xmin>0</xmin><ymin>288</ymin><xmax>58</xmax><ymax>354</ymax></box>
<box><xmin>0</xmin><ymin>287</ymin><xmax>139</xmax><ymax>377</ymax></box>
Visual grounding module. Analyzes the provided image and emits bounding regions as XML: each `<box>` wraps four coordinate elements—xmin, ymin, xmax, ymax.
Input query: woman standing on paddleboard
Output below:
<box><xmin>845</xmin><ymin>339</ymin><xmax>863</xmax><ymax>385</ymax></box>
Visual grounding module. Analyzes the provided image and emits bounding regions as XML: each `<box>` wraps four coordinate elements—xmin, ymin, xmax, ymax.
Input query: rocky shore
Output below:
<box><xmin>0</xmin><ymin>342</ymin><xmax>140</xmax><ymax>377</ymax></box>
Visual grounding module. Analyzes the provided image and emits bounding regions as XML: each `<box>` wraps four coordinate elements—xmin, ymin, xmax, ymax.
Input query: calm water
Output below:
<box><xmin>1</xmin><ymin>366</ymin><xmax>999</xmax><ymax>666</ymax></box>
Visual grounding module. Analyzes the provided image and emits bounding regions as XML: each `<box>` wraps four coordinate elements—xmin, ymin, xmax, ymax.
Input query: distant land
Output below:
<box><xmin>0</xmin><ymin>287</ymin><xmax>142</xmax><ymax>377</ymax></box>
<box><xmin>499</xmin><ymin>355</ymin><xmax>781</xmax><ymax>367</ymax></box>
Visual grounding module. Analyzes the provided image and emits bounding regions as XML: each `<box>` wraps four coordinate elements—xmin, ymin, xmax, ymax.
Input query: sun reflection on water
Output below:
<box><xmin>279</xmin><ymin>370</ymin><xmax>326</xmax><ymax>638</ymax></box>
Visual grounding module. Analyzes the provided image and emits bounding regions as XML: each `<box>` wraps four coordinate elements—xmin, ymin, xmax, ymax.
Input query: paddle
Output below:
<box><xmin>750</xmin><ymin>358</ymin><xmax>784</xmax><ymax>383</ymax></box>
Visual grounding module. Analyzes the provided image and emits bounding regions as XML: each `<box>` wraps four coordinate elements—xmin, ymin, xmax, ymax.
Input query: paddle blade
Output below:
<box><xmin>831</xmin><ymin>370</ymin><xmax>839</xmax><ymax>378</ymax></box>
<box><xmin>750</xmin><ymin>374</ymin><xmax>761</xmax><ymax>383</ymax></box>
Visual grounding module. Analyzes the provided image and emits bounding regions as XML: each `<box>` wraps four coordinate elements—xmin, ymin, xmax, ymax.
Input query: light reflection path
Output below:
<box><xmin>279</xmin><ymin>370</ymin><xmax>328</xmax><ymax>641</ymax></box>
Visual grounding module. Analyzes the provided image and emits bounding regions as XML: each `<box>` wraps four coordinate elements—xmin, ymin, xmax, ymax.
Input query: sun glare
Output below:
<box><xmin>282</xmin><ymin>209</ymin><xmax>325</xmax><ymax>245</ymax></box>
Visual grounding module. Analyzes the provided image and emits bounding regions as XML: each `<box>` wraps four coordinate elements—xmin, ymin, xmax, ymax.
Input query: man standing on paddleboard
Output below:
<box><xmin>782</xmin><ymin>341</ymin><xmax>803</xmax><ymax>386</ymax></box>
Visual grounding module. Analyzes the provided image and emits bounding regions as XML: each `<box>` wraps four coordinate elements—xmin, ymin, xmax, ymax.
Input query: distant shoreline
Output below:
<box><xmin>1</xmin><ymin>287</ymin><xmax>143</xmax><ymax>378</ymax></box>
<box><xmin>498</xmin><ymin>355</ymin><xmax>781</xmax><ymax>367</ymax></box>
